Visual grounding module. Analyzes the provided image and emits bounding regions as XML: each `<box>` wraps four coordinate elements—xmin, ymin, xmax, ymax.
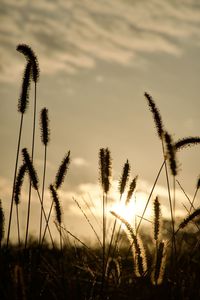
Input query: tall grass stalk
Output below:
<box><xmin>6</xmin><ymin>60</ymin><xmax>31</xmax><ymax>247</ymax></box>
<box><xmin>39</xmin><ymin>108</ymin><xmax>50</xmax><ymax>245</ymax></box>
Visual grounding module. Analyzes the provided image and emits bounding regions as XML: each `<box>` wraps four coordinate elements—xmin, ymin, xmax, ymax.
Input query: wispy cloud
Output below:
<box><xmin>1</xmin><ymin>0</ymin><xmax>200</xmax><ymax>82</ymax></box>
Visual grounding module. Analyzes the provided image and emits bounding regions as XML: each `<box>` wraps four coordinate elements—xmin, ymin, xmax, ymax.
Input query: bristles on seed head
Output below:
<box><xmin>111</xmin><ymin>211</ymin><xmax>147</xmax><ymax>277</ymax></box>
<box><xmin>164</xmin><ymin>132</ymin><xmax>177</xmax><ymax>176</ymax></box>
<box><xmin>153</xmin><ymin>196</ymin><xmax>161</xmax><ymax>241</ymax></box>
<box><xmin>178</xmin><ymin>208</ymin><xmax>200</xmax><ymax>230</ymax></box>
<box><xmin>126</xmin><ymin>176</ymin><xmax>138</xmax><ymax>205</ymax></box>
<box><xmin>16</xmin><ymin>44</ymin><xmax>40</xmax><ymax>82</ymax></box>
<box><xmin>99</xmin><ymin>148</ymin><xmax>112</xmax><ymax>194</ymax></box>
<box><xmin>18</xmin><ymin>61</ymin><xmax>32</xmax><ymax>114</ymax></box>
<box><xmin>144</xmin><ymin>92</ymin><xmax>164</xmax><ymax>139</ymax></box>
<box><xmin>119</xmin><ymin>160</ymin><xmax>130</xmax><ymax>196</ymax></box>
<box><xmin>175</xmin><ymin>137</ymin><xmax>200</xmax><ymax>151</ymax></box>
<box><xmin>40</xmin><ymin>108</ymin><xmax>50</xmax><ymax>146</ymax></box>
<box><xmin>49</xmin><ymin>184</ymin><xmax>62</xmax><ymax>224</ymax></box>
<box><xmin>22</xmin><ymin>148</ymin><xmax>39</xmax><ymax>190</ymax></box>
<box><xmin>55</xmin><ymin>151</ymin><xmax>70</xmax><ymax>189</ymax></box>
<box><xmin>152</xmin><ymin>241</ymin><xmax>166</xmax><ymax>285</ymax></box>
<box><xmin>14</xmin><ymin>164</ymin><xmax>27</xmax><ymax>205</ymax></box>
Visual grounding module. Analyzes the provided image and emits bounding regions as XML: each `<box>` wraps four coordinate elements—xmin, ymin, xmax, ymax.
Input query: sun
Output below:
<box><xmin>110</xmin><ymin>199</ymin><xmax>137</xmax><ymax>225</ymax></box>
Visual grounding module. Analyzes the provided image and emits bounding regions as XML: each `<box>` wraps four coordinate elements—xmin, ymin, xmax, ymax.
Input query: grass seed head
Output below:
<box><xmin>119</xmin><ymin>160</ymin><xmax>130</xmax><ymax>196</ymax></box>
<box><xmin>40</xmin><ymin>108</ymin><xmax>50</xmax><ymax>146</ymax></box>
<box><xmin>18</xmin><ymin>61</ymin><xmax>32</xmax><ymax>114</ymax></box>
<box><xmin>14</xmin><ymin>164</ymin><xmax>27</xmax><ymax>205</ymax></box>
<box><xmin>22</xmin><ymin>148</ymin><xmax>39</xmax><ymax>190</ymax></box>
<box><xmin>55</xmin><ymin>151</ymin><xmax>70</xmax><ymax>189</ymax></box>
<box><xmin>144</xmin><ymin>92</ymin><xmax>164</xmax><ymax>140</ymax></box>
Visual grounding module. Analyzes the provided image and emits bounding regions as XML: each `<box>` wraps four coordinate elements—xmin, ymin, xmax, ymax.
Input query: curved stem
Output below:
<box><xmin>39</xmin><ymin>145</ymin><xmax>47</xmax><ymax>244</ymax></box>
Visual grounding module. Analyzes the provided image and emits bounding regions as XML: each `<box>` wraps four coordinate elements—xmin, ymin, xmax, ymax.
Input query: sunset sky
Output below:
<box><xmin>0</xmin><ymin>0</ymin><xmax>199</xmax><ymax>243</ymax></box>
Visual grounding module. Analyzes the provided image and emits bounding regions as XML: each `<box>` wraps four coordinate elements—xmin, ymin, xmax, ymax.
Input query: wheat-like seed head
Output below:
<box><xmin>18</xmin><ymin>61</ymin><xmax>32</xmax><ymax>114</ymax></box>
<box><xmin>54</xmin><ymin>151</ymin><xmax>70</xmax><ymax>189</ymax></box>
<box><xmin>49</xmin><ymin>184</ymin><xmax>62</xmax><ymax>224</ymax></box>
<box><xmin>99</xmin><ymin>148</ymin><xmax>112</xmax><ymax>194</ymax></box>
<box><xmin>111</xmin><ymin>210</ymin><xmax>147</xmax><ymax>277</ymax></box>
<box><xmin>153</xmin><ymin>196</ymin><xmax>161</xmax><ymax>242</ymax></box>
<box><xmin>126</xmin><ymin>176</ymin><xmax>138</xmax><ymax>205</ymax></box>
<box><xmin>14</xmin><ymin>164</ymin><xmax>27</xmax><ymax>205</ymax></box>
<box><xmin>17</xmin><ymin>44</ymin><xmax>40</xmax><ymax>83</ymax></box>
<box><xmin>164</xmin><ymin>131</ymin><xmax>177</xmax><ymax>176</ymax></box>
<box><xmin>151</xmin><ymin>241</ymin><xmax>166</xmax><ymax>285</ymax></box>
<box><xmin>178</xmin><ymin>208</ymin><xmax>200</xmax><ymax>230</ymax></box>
<box><xmin>40</xmin><ymin>108</ymin><xmax>50</xmax><ymax>146</ymax></box>
<box><xmin>119</xmin><ymin>160</ymin><xmax>130</xmax><ymax>196</ymax></box>
<box><xmin>175</xmin><ymin>136</ymin><xmax>200</xmax><ymax>151</ymax></box>
<box><xmin>22</xmin><ymin>148</ymin><xmax>39</xmax><ymax>190</ymax></box>
<box><xmin>144</xmin><ymin>92</ymin><xmax>164</xmax><ymax>140</ymax></box>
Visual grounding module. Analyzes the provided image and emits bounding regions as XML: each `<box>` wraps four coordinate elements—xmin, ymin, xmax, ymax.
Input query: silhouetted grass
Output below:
<box><xmin>1</xmin><ymin>45</ymin><xmax>200</xmax><ymax>300</ymax></box>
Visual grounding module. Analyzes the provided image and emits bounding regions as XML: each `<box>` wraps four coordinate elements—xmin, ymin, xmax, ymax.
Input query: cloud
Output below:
<box><xmin>1</xmin><ymin>0</ymin><xmax>200</xmax><ymax>82</ymax></box>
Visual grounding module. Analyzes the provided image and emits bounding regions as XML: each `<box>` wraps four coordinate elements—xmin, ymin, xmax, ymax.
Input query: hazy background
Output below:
<box><xmin>0</xmin><ymin>0</ymin><xmax>199</xmax><ymax>243</ymax></box>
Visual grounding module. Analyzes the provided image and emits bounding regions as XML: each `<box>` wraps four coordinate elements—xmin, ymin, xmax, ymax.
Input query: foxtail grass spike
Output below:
<box><xmin>119</xmin><ymin>160</ymin><xmax>130</xmax><ymax>196</ymax></box>
<box><xmin>126</xmin><ymin>176</ymin><xmax>138</xmax><ymax>205</ymax></box>
<box><xmin>105</xmin><ymin>257</ymin><xmax>121</xmax><ymax>285</ymax></box>
<box><xmin>40</xmin><ymin>108</ymin><xmax>50</xmax><ymax>146</ymax></box>
<box><xmin>99</xmin><ymin>148</ymin><xmax>112</xmax><ymax>194</ymax></box>
<box><xmin>0</xmin><ymin>200</ymin><xmax>5</xmax><ymax>245</ymax></box>
<box><xmin>152</xmin><ymin>241</ymin><xmax>166</xmax><ymax>285</ymax></box>
<box><xmin>144</xmin><ymin>92</ymin><xmax>164</xmax><ymax>139</ymax></box>
<box><xmin>14</xmin><ymin>164</ymin><xmax>27</xmax><ymax>205</ymax></box>
<box><xmin>49</xmin><ymin>184</ymin><xmax>62</xmax><ymax>224</ymax></box>
<box><xmin>175</xmin><ymin>137</ymin><xmax>200</xmax><ymax>151</ymax></box>
<box><xmin>22</xmin><ymin>148</ymin><xmax>39</xmax><ymax>190</ymax></box>
<box><xmin>55</xmin><ymin>151</ymin><xmax>70</xmax><ymax>189</ymax></box>
<box><xmin>99</xmin><ymin>148</ymin><xmax>105</xmax><ymax>191</ymax></box>
<box><xmin>104</xmin><ymin>148</ymin><xmax>111</xmax><ymax>193</ymax></box>
<box><xmin>18</xmin><ymin>61</ymin><xmax>31</xmax><ymax>114</ymax></box>
<box><xmin>153</xmin><ymin>196</ymin><xmax>161</xmax><ymax>241</ymax></box>
<box><xmin>16</xmin><ymin>44</ymin><xmax>40</xmax><ymax>82</ymax></box>
<box><xmin>178</xmin><ymin>208</ymin><xmax>200</xmax><ymax>230</ymax></box>
<box><xmin>111</xmin><ymin>211</ymin><xmax>147</xmax><ymax>277</ymax></box>
<box><xmin>164</xmin><ymin>132</ymin><xmax>177</xmax><ymax>176</ymax></box>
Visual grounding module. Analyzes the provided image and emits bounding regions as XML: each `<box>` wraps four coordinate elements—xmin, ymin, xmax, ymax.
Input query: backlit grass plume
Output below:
<box><xmin>126</xmin><ymin>176</ymin><xmax>138</xmax><ymax>205</ymax></box>
<box><xmin>40</xmin><ymin>108</ymin><xmax>50</xmax><ymax>146</ymax></box>
<box><xmin>151</xmin><ymin>241</ymin><xmax>166</xmax><ymax>285</ymax></box>
<box><xmin>105</xmin><ymin>257</ymin><xmax>121</xmax><ymax>285</ymax></box>
<box><xmin>49</xmin><ymin>184</ymin><xmax>62</xmax><ymax>225</ymax></box>
<box><xmin>0</xmin><ymin>200</ymin><xmax>5</xmax><ymax>246</ymax></box>
<box><xmin>164</xmin><ymin>132</ymin><xmax>177</xmax><ymax>176</ymax></box>
<box><xmin>17</xmin><ymin>44</ymin><xmax>40</xmax><ymax>83</ymax></box>
<box><xmin>144</xmin><ymin>92</ymin><xmax>164</xmax><ymax>139</ymax></box>
<box><xmin>119</xmin><ymin>160</ymin><xmax>130</xmax><ymax>197</ymax></box>
<box><xmin>111</xmin><ymin>211</ymin><xmax>147</xmax><ymax>277</ymax></box>
<box><xmin>14</xmin><ymin>164</ymin><xmax>27</xmax><ymax>206</ymax></box>
<box><xmin>55</xmin><ymin>151</ymin><xmax>70</xmax><ymax>190</ymax></box>
<box><xmin>22</xmin><ymin>148</ymin><xmax>39</xmax><ymax>190</ymax></box>
<box><xmin>18</xmin><ymin>61</ymin><xmax>32</xmax><ymax>114</ymax></box>
<box><xmin>153</xmin><ymin>196</ymin><xmax>161</xmax><ymax>242</ymax></box>
<box><xmin>175</xmin><ymin>136</ymin><xmax>200</xmax><ymax>151</ymax></box>
<box><xmin>99</xmin><ymin>148</ymin><xmax>112</xmax><ymax>194</ymax></box>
